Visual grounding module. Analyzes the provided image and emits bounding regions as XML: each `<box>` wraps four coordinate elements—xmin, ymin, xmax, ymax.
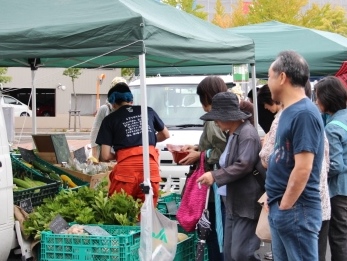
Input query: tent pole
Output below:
<box><xmin>250</xmin><ymin>63</ymin><xmax>259</xmax><ymax>129</ymax></box>
<box><xmin>31</xmin><ymin>70</ymin><xmax>37</xmax><ymax>135</ymax></box>
<box><xmin>139</xmin><ymin>53</ymin><xmax>152</xmax><ymax>261</ymax></box>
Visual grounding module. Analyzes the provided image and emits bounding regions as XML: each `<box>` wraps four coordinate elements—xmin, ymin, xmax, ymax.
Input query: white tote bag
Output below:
<box><xmin>139</xmin><ymin>182</ymin><xmax>178</xmax><ymax>261</ymax></box>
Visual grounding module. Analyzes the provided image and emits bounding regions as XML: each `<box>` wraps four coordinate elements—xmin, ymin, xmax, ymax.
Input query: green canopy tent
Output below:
<box><xmin>0</xmin><ymin>0</ymin><xmax>256</xmax><ymax>259</ymax></box>
<box><xmin>144</xmin><ymin>21</ymin><xmax>347</xmax><ymax>78</ymax></box>
<box><xmin>0</xmin><ymin>0</ymin><xmax>256</xmax><ymax>133</ymax></box>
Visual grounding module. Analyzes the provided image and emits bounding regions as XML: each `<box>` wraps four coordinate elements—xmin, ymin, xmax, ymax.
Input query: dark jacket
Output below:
<box><xmin>212</xmin><ymin>121</ymin><xmax>263</xmax><ymax>220</ymax></box>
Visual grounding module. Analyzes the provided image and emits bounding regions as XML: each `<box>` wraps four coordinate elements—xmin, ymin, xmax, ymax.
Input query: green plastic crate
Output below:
<box><xmin>40</xmin><ymin>223</ymin><xmax>202</xmax><ymax>261</ymax></box>
<box><xmin>174</xmin><ymin>232</ymin><xmax>195</xmax><ymax>261</ymax></box>
<box><xmin>178</xmin><ymin>225</ymin><xmax>209</xmax><ymax>260</ymax></box>
<box><xmin>157</xmin><ymin>193</ymin><xmax>181</xmax><ymax>218</ymax></box>
<box><xmin>33</xmin><ymin>154</ymin><xmax>89</xmax><ymax>189</ymax></box>
<box><xmin>41</xmin><ymin>225</ymin><xmax>141</xmax><ymax>261</ymax></box>
<box><xmin>11</xmin><ymin>154</ymin><xmax>61</xmax><ymax>207</ymax></box>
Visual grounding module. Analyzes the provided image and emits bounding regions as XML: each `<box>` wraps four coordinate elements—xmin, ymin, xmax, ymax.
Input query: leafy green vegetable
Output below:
<box><xmin>23</xmin><ymin>184</ymin><xmax>142</xmax><ymax>240</ymax></box>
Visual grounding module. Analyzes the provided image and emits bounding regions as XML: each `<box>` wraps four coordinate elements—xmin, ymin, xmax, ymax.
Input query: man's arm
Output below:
<box><xmin>280</xmin><ymin>151</ymin><xmax>314</xmax><ymax>209</ymax></box>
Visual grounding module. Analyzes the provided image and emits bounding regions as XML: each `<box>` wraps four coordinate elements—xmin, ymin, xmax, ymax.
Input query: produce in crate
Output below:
<box><xmin>16</xmin><ymin>155</ymin><xmax>85</xmax><ymax>189</ymax></box>
<box><xmin>31</xmin><ymin>160</ymin><xmax>62</xmax><ymax>182</ymax></box>
<box><xmin>13</xmin><ymin>176</ymin><xmax>46</xmax><ymax>191</ymax></box>
<box><xmin>65</xmin><ymin>224</ymin><xmax>87</xmax><ymax>235</ymax></box>
<box><xmin>177</xmin><ymin>233</ymin><xmax>188</xmax><ymax>242</ymax></box>
<box><xmin>65</xmin><ymin>157</ymin><xmax>109</xmax><ymax>175</ymax></box>
<box><xmin>23</xmin><ymin>184</ymin><xmax>142</xmax><ymax>240</ymax></box>
<box><xmin>60</xmin><ymin>175</ymin><xmax>77</xmax><ymax>188</ymax></box>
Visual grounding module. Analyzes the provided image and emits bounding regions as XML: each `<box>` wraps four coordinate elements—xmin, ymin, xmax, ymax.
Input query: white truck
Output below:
<box><xmin>129</xmin><ymin>75</ymin><xmax>236</xmax><ymax>193</ymax></box>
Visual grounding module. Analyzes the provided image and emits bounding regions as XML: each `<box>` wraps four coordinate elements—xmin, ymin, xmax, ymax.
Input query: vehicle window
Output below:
<box><xmin>131</xmin><ymin>84</ymin><xmax>204</xmax><ymax>126</ymax></box>
<box><xmin>4</xmin><ymin>96</ymin><xmax>18</xmax><ymax>105</ymax></box>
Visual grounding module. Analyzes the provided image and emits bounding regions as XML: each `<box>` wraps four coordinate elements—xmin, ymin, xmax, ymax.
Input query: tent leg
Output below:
<box><xmin>139</xmin><ymin>53</ymin><xmax>153</xmax><ymax>261</ymax></box>
<box><xmin>31</xmin><ymin>70</ymin><xmax>37</xmax><ymax>135</ymax></box>
<box><xmin>250</xmin><ymin>63</ymin><xmax>258</xmax><ymax>129</ymax></box>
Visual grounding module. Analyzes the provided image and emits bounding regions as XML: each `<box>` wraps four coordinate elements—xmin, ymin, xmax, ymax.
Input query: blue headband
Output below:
<box><xmin>108</xmin><ymin>91</ymin><xmax>133</xmax><ymax>104</ymax></box>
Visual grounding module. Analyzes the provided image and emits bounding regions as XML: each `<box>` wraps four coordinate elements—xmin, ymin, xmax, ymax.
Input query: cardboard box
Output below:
<box><xmin>55</xmin><ymin>165</ymin><xmax>110</xmax><ymax>189</ymax></box>
<box><xmin>37</xmin><ymin>152</ymin><xmax>59</xmax><ymax>164</ymax></box>
<box><xmin>32</xmin><ymin>134</ymin><xmax>72</xmax><ymax>164</ymax></box>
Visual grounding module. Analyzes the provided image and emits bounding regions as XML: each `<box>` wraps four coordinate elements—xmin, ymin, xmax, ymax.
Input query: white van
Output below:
<box><xmin>0</xmin><ymin>98</ymin><xmax>15</xmax><ymax>260</ymax></box>
<box><xmin>0</xmin><ymin>95</ymin><xmax>32</xmax><ymax>117</ymax></box>
<box><xmin>129</xmin><ymin>75</ymin><xmax>235</xmax><ymax>193</ymax></box>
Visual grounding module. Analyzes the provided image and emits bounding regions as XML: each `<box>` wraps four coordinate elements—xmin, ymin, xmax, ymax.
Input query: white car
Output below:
<box><xmin>0</xmin><ymin>95</ymin><xmax>32</xmax><ymax>117</ymax></box>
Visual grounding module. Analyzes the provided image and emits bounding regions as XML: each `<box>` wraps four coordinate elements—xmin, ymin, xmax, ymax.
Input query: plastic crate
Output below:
<box><xmin>41</xmin><ymin>225</ymin><xmax>140</xmax><ymax>261</ymax></box>
<box><xmin>157</xmin><ymin>193</ymin><xmax>181</xmax><ymax>218</ymax></box>
<box><xmin>177</xmin><ymin>224</ymin><xmax>209</xmax><ymax>260</ymax></box>
<box><xmin>11</xmin><ymin>154</ymin><xmax>61</xmax><ymax>207</ymax></box>
<box><xmin>33</xmin><ymin>154</ymin><xmax>89</xmax><ymax>189</ymax></box>
<box><xmin>40</xmin><ymin>222</ymin><xmax>202</xmax><ymax>261</ymax></box>
<box><xmin>174</xmin><ymin>232</ymin><xmax>195</xmax><ymax>261</ymax></box>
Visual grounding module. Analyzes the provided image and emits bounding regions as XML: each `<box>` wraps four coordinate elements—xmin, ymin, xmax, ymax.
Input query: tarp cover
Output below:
<box><xmin>0</xmin><ymin>0</ymin><xmax>254</xmax><ymax>69</ymax></box>
<box><xmin>144</xmin><ymin>21</ymin><xmax>347</xmax><ymax>77</ymax></box>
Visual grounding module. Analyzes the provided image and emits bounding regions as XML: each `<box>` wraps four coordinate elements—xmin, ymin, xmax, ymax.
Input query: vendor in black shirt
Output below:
<box><xmin>96</xmin><ymin>82</ymin><xmax>170</xmax><ymax>205</ymax></box>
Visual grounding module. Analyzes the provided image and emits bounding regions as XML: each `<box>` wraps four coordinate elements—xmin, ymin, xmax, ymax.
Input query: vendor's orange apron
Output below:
<box><xmin>109</xmin><ymin>146</ymin><xmax>161</xmax><ymax>206</ymax></box>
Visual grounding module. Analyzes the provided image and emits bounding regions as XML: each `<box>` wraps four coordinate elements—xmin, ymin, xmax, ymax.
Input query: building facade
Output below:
<box><xmin>3</xmin><ymin>67</ymin><xmax>122</xmax><ymax>117</ymax></box>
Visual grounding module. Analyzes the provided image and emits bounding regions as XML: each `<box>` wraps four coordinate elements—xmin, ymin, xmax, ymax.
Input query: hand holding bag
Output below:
<box><xmin>256</xmin><ymin>193</ymin><xmax>272</xmax><ymax>243</ymax></box>
<box><xmin>176</xmin><ymin>151</ymin><xmax>209</xmax><ymax>232</ymax></box>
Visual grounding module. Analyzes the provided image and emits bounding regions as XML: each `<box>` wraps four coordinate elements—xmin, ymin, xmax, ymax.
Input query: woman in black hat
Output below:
<box><xmin>197</xmin><ymin>91</ymin><xmax>263</xmax><ymax>261</ymax></box>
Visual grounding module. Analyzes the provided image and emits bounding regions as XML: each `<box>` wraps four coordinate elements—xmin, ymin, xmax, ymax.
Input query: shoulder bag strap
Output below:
<box><xmin>328</xmin><ymin>120</ymin><xmax>347</xmax><ymax>132</ymax></box>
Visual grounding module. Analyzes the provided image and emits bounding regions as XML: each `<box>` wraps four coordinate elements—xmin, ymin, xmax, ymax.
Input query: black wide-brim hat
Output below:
<box><xmin>200</xmin><ymin>92</ymin><xmax>252</xmax><ymax>121</ymax></box>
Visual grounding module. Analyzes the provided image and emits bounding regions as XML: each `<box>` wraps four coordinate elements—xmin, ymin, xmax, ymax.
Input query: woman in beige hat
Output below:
<box><xmin>89</xmin><ymin>77</ymin><xmax>126</xmax><ymax>160</ymax></box>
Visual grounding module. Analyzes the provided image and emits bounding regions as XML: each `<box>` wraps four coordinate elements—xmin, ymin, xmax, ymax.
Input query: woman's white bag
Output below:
<box><xmin>256</xmin><ymin>193</ymin><xmax>272</xmax><ymax>243</ymax></box>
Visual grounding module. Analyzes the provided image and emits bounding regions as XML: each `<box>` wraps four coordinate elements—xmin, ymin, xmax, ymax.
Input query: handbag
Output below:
<box><xmin>253</xmin><ymin>158</ymin><xmax>267</xmax><ymax>190</ymax></box>
<box><xmin>176</xmin><ymin>151</ymin><xmax>209</xmax><ymax>232</ymax></box>
<box><xmin>255</xmin><ymin>193</ymin><xmax>271</xmax><ymax>243</ymax></box>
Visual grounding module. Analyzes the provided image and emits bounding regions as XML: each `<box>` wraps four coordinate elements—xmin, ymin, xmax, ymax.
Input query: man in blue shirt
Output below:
<box><xmin>265</xmin><ymin>51</ymin><xmax>324</xmax><ymax>261</ymax></box>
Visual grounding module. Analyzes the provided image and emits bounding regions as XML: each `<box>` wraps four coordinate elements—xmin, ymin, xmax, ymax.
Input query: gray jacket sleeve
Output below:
<box><xmin>212</xmin><ymin>123</ymin><xmax>261</xmax><ymax>186</ymax></box>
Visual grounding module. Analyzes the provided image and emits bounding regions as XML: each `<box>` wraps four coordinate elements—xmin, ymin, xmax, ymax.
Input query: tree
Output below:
<box><xmin>228</xmin><ymin>0</ymin><xmax>347</xmax><ymax>36</ymax></box>
<box><xmin>247</xmin><ymin>0</ymin><xmax>308</xmax><ymax>25</ymax></box>
<box><xmin>301</xmin><ymin>4</ymin><xmax>347</xmax><ymax>36</ymax></box>
<box><xmin>0</xmin><ymin>67</ymin><xmax>12</xmax><ymax>85</ymax></box>
<box><xmin>212</xmin><ymin>0</ymin><xmax>233</xmax><ymax>28</ymax></box>
<box><xmin>63</xmin><ymin>68</ymin><xmax>82</xmax><ymax>131</ymax></box>
<box><xmin>121</xmin><ymin>68</ymin><xmax>135</xmax><ymax>82</ymax></box>
<box><xmin>229</xmin><ymin>0</ymin><xmax>249</xmax><ymax>27</ymax></box>
<box><xmin>162</xmin><ymin>0</ymin><xmax>208</xmax><ymax>20</ymax></box>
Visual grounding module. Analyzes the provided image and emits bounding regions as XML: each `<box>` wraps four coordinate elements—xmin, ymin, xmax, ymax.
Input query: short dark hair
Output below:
<box><xmin>107</xmin><ymin>82</ymin><xmax>131</xmax><ymax>98</ymax></box>
<box><xmin>108</xmin><ymin>82</ymin><xmax>132</xmax><ymax>105</ymax></box>
<box><xmin>247</xmin><ymin>87</ymin><xmax>260</xmax><ymax>102</ymax></box>
<box><xmin>315</xmin><ymin>76</ymin><xmax>347</xmax><ymax>113</ymax></box>
<box><xmin>271</xmin><ymin>50</ymin><xmax>310</xmax><ymax>87</ymax></box>
<box><xmin>257</xmin><ymin>84</ymin><xmax>280</xmax><ymax>106</ymax></box>
<box><xmin>197</xmin><ymin>76</ymin><xmax>228</xmax><ymax>106</ymax></box>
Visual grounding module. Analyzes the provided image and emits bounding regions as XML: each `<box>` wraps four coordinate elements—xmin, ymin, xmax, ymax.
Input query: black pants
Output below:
<box><xmin>318</xmin><ymin>220</ymin><xmax>330</xmax><ymax>261</ymax></box>
<box><xmin>206</xmin><ymin>200</ymin><xmax>224</xmax><ymax>261</ymax></box>
<box><xmin>329</xmin><ymin>195</ymin><xmax>347</xmax><ymax>261</ymax></box>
